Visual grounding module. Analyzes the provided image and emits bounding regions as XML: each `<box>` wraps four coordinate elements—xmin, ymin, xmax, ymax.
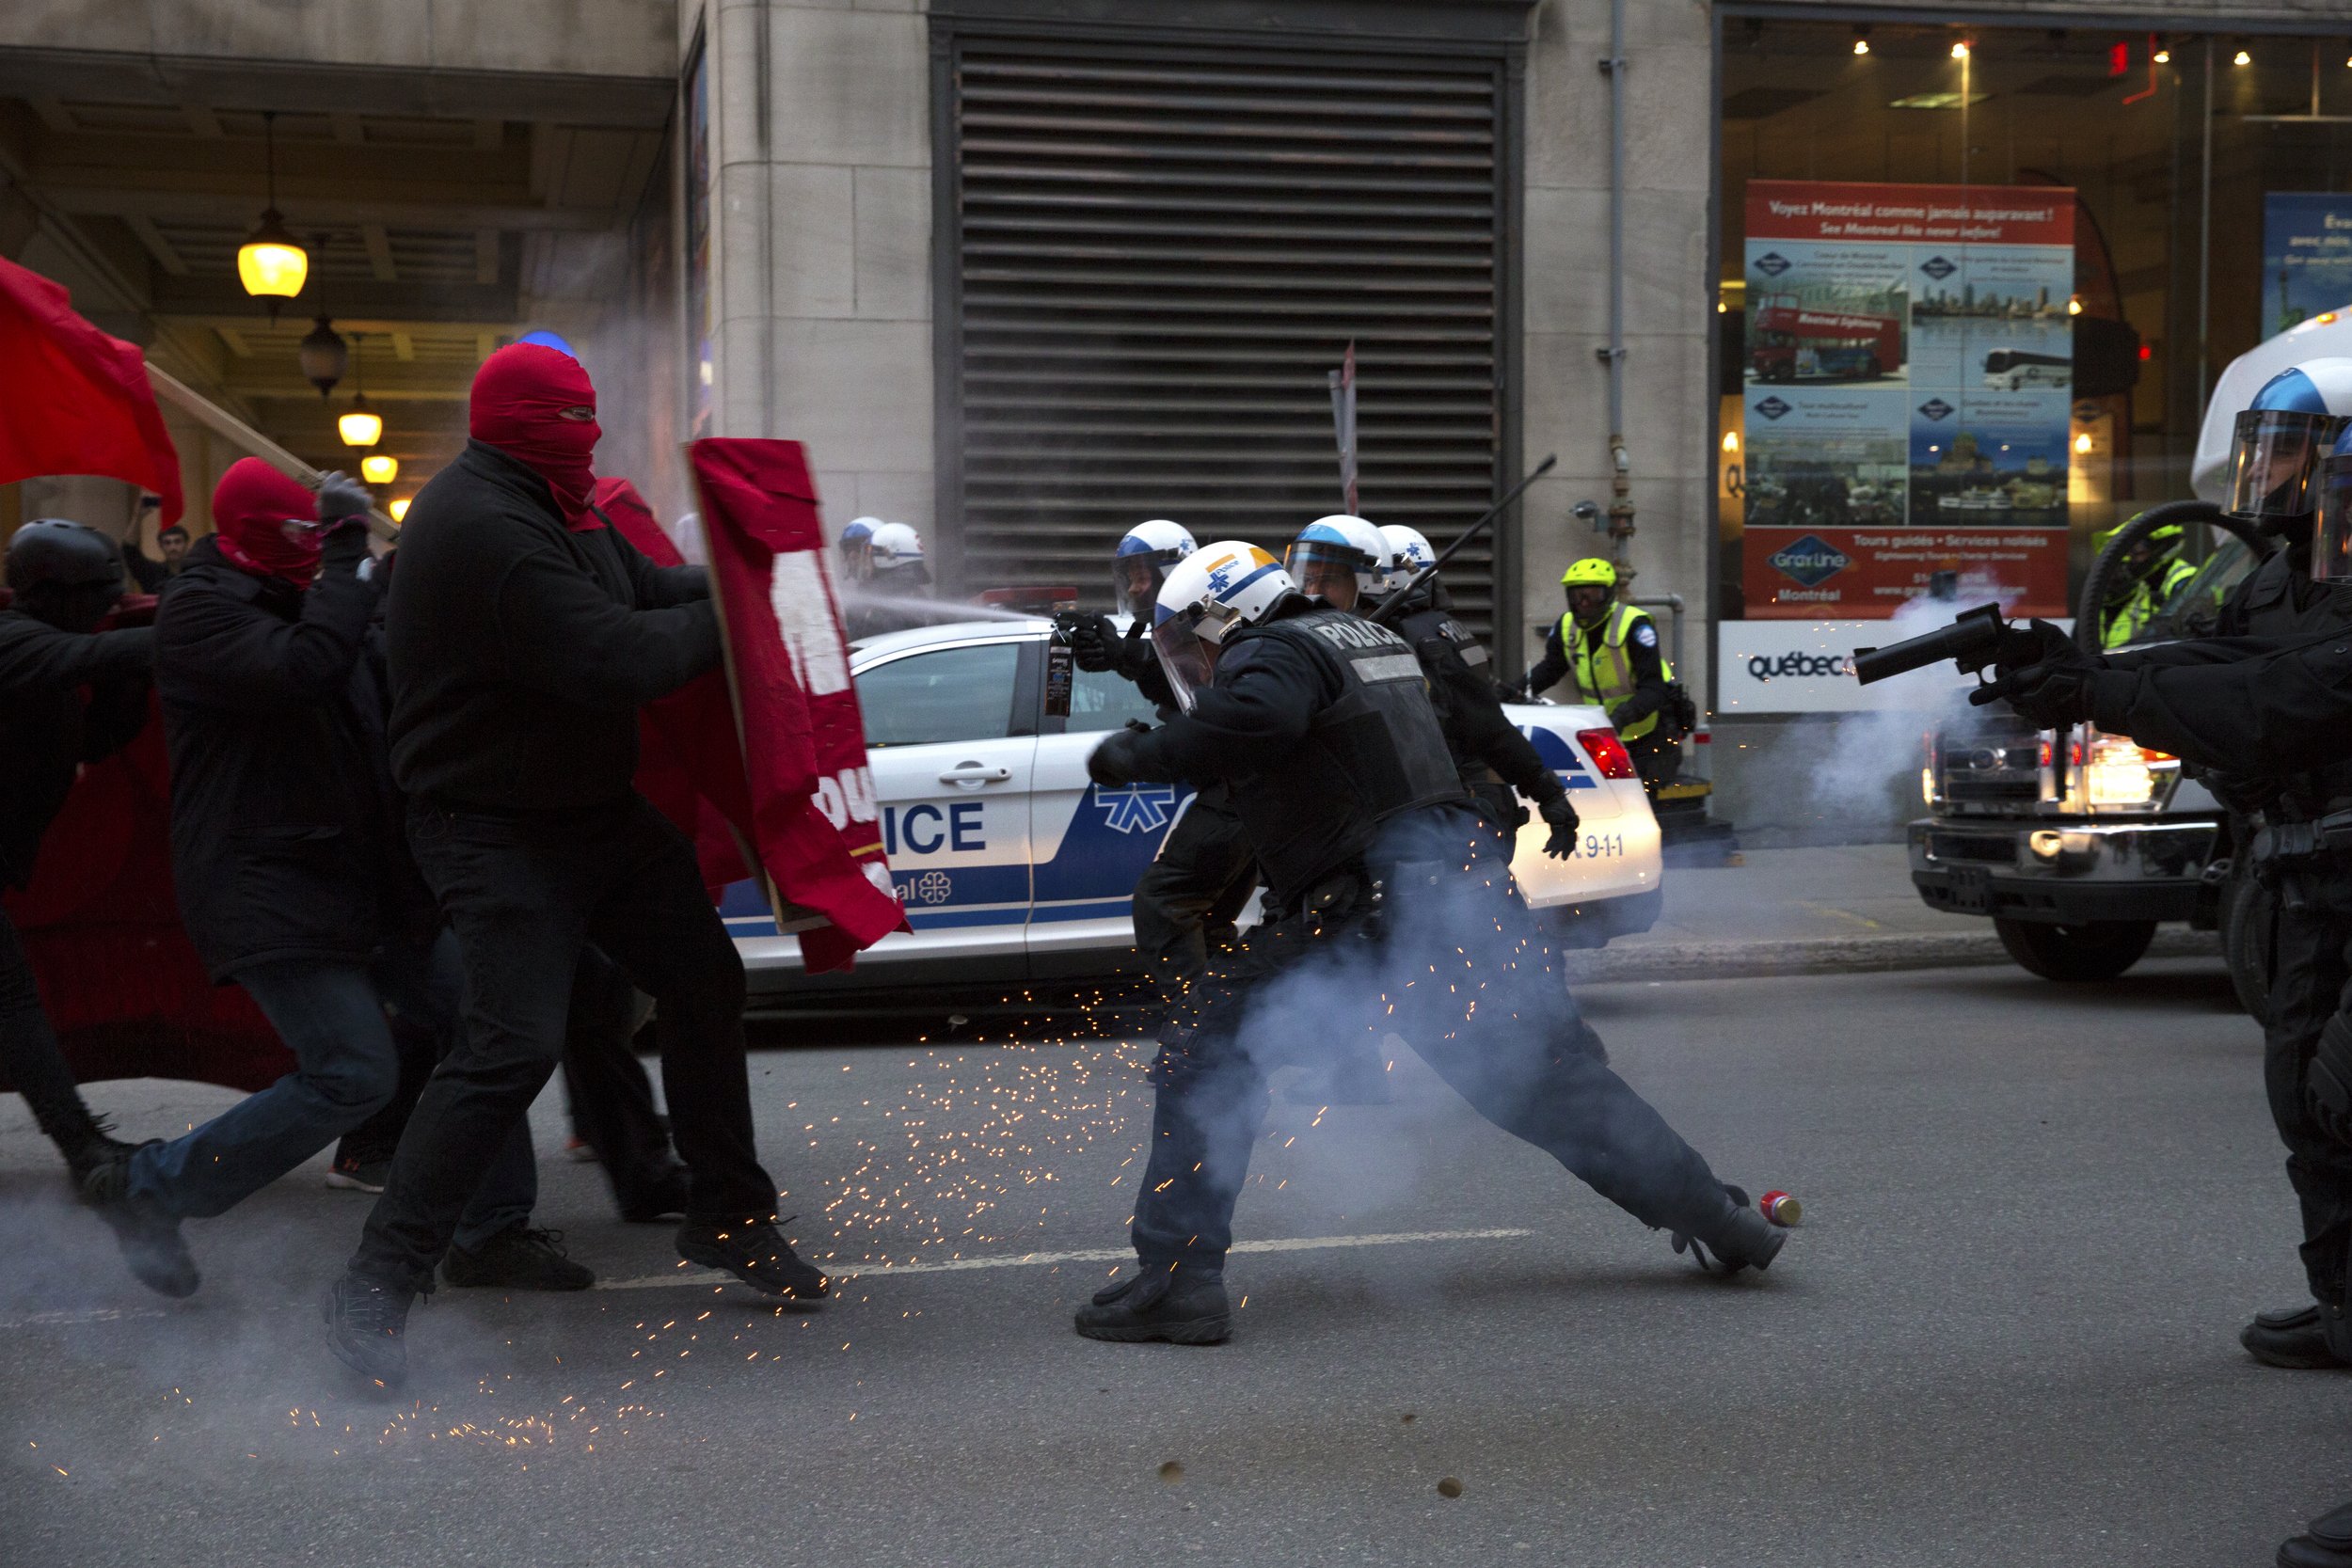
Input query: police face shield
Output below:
<box><xmin>1282</xmin><ymin>541</ymin><xmax>1362</xmax><ymax>611</ymax></box>
<box><xmin>2315</xmin><ymin>456</ymin><xmax>2352</xmax><ymax>585</ymax></box>
<box><xmin>1149</xmin><ymin>612</ymin><xmax>1220</xmax><ymax>714</ymax></box>
<box><xmin>1114</xmin><ymin>557</ymin><xmax>1161</xmax><ymax>619</ymax></box>
<box><xmin>837</xmin><ymin>536</ymin><xmax>874</xmax><ymax>582</ymax></box>
<box><xmin>2227</xmin><ymin>411</ymin><xmax>2342</xmax><ymax>526</ymax></box>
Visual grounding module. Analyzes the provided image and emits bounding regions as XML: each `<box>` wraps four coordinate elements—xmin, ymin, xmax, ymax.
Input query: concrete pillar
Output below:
<box><xmin>689</xmin><ymin>0</ymin><xmax>934</xmax><ymax>546</ymax></box>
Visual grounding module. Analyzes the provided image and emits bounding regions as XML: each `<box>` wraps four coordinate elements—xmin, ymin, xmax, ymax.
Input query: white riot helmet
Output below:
<box><xmin>1150</xmin><ymin>541</ymin><xmax>1294</xmax><ymax>713</ymax></box>
<box><xmin>1283</xmin><ymin>515</ymin><xmax>1386</xmax><ymax>610</ymax></box>
<box><xmin>1377</xmin><ymin>524</ymin><xmax>1437</xmax><ymax>596</ymax></box>
<box><xmin>2227</xmin><ymin>359</ymin><xmax>2352</xmax><ymax>528</ymax></box>
<box><xmin>1113</xmin><ymin>518</ymin><xmax>1196</xmax><ymax>617</ymax></box>
<box><xmin>839</xmin><ymin>516</ymin><xmax>881</xmax><ymax>582</ymax></box>
<box><xmin>867</xmin><ymin>521</ymin><xmax>929</xmax><ymax>587</ymax></box>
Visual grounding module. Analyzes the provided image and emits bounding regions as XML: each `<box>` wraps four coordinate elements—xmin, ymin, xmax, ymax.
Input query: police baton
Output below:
<box><xmin>1368</xmin><ymin>452</ymin><xmax>1557</xmax><ymax>627</ymax></box>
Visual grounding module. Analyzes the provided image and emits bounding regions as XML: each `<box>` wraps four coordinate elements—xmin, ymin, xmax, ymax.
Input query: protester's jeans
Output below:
<box><xmin>129</xmin><ymin>929</ymin><xmax>533</xmax><ymax>1250</ymax></box>
<box><xmin>0</xmin><ymin>903</ymin><xmax>104</xmax><ymax>1149</ymax></box>
<box><xmin>352</xmin><ymin>796</ymin><xmax>775</xmax><ymax>1291</ymax></box>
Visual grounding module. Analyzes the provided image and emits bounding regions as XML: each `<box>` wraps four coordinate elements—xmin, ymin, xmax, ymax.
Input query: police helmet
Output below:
<box><xmin>1149</xmin><ymin>542</ymin><xmax>1294</xmax><ymax>713</ymax></box>
<box><xmin>1377</xmin><ymin>524</ymin><xmax>1437</xmax><ymax>596</ymax></box>
<box><xmin>1562</xmin><ymin>557</ymin><xmax>1618</xmax><ymax>590</ymax></box>
<box><xmin>1112</xmin><ymin>518</ymin><xmax>1196</xmax><ymax>616</ymax></box>
<box><xmin>1283</xmin><ymin>515</ymin><xmax>1385</xmax><ymax>610</ymax></box>
<box><xmin>838</xmin><ymin>516</ymin><xmax>881</xmax><ymax>581</ymax></box>
<box><xmin>2227</xmin><ymin>358</ymin><xmax>2352</xmax><ymax>527</ymax></box>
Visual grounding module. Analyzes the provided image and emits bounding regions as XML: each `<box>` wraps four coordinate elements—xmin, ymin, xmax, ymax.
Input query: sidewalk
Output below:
<box><xmin>1565</xmin><ymin>842</ymin><xmax>2217</xmax><ymax>981</ymax></box>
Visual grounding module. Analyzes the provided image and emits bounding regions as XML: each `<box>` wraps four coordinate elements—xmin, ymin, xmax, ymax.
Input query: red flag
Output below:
<box><xmin>0</xmin><ymin>257</ymin><xmax>183</xmax><ymax>524</ymax></box>
<box><xmin>688</xmin><ymin>440</ymin><xmax>905</xmax><ymax>973</ymax></box>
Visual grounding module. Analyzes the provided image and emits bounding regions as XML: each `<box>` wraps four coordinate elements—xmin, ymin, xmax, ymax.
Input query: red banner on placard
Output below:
<box><xmin>1742</xmin><ymin>525</ymin><xmax>2070</xmax><ymax>619</ymax></box>
<box><xmin>1746</xmin><ymin>179</ymin><xmax>2074</xmax><ymax>247</ymax></box>
<box><xmin>689</xmin><ymin>440</ymin><xmax>906</xmax><ymax>974</ymax></box>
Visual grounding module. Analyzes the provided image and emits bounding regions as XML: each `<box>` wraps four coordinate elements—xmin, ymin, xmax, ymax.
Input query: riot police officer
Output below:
<box><xmin>1065</xmin><ymin>520</ymin><xmax>1261</xmax><ymax>1016</ymax></box>
<box><xmin>842</xmin><ymin>520</ymin><xmax>934</xmax><ymax>641</ymax></box>
<box><xmin>1372</xmin><ymin>523</ymin><xmax>1580</xmax><ymax>858</ymax></box>
<box><xmin>1517</xmin><ymin>557</ymin><xmax>1682</xmax><ymax>793</ymax></box>
<box><xmin>1076</xmin><ymin>542</ymin><xmax>1785</xmax><ymax>1345</ymax></box>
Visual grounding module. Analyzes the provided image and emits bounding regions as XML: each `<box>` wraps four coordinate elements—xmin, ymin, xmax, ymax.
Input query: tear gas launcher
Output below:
<box><xmin>1850</xmin><ymin>602</ymin><xmax>2049</xmax><ymax>688</ymax></box>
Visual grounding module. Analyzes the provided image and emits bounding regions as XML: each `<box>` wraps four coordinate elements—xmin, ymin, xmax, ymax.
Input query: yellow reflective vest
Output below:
<box><xmin>2100</xmin><ymin>558</ymin><xmax>2198</xmax><ymax>650</ymax></box>
<box><xmin>1563</xmin><ymin>602</ymin><xmax>1671</xmax><ymax>741</ymax></box>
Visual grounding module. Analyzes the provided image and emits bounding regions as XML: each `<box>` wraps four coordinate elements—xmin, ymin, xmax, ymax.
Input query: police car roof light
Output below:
<box><xmin>971</xmin><ymin>585</ymin><xmax>1076</xmax><ymax>613</ymax></box>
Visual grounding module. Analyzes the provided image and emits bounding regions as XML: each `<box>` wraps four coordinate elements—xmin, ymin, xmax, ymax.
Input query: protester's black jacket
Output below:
<box><xmin>155</xmin><ymin>534</ymin><xmax>430</xmax><ymax>979</ymax></box>
<box><xmin>386</xmin><ymin>440</ymin><xmax>718</xmax><ymax>812</ymax></box>
<box><xmin>0</xmin><ymin>611</ymin><xmax>153</xmax><ymax>890</ymax></box>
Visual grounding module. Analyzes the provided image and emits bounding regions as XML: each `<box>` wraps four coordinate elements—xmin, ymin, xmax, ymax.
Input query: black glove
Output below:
<box><xmin>2200</xmin><ymin>767</ymin><xmax>2282</xmax><ymax>816</ymax></box>
<box><xmin>1087</xmin><ymin>721</ymin><xmax>1154</xmax><ymax>788</ymax></box>
<box><xmin>1502</xmin><ymin>672</ymin><xmax>1533</xmax><ymax>702</ymax></box>
<box><xmin>1971</xmin><ymin>621</ymin><xmax>2100</xmax><ymax>728</ymax></box>
<box><xmin>1537</xmin><ymin>793</ymin><xmax>1581</xmax><ymax>859</ymax></box>
<box><xmin>314</xmin><ymin>470</ymin><xmax>374</xmax><ymax>530</ymax></box>
<box><xmin>1113</xmin><ymin>632</ymin><xmax>1160</xmax><ymax>684</ymax></box>
<box><xmin>1066</xmin><ymin>613</ymin><xmax>1120</xmax><ymax>673</ymax></box>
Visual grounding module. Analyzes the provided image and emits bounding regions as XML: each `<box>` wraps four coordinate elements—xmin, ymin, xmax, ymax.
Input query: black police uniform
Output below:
<box><xmin>1386</xmin><ymin>581</ymin><xmax>1577</xmax><ymax>844</ymax></box>
<box><xmin>1074</xmin><ymin>615</ymin><xmax>1259</xmax><ymax>1008</ymax></box>
<box><xmin>1083</xmin><ymin>599</ymin><xmax>1771</xmax><ymax>1323</ymax></box>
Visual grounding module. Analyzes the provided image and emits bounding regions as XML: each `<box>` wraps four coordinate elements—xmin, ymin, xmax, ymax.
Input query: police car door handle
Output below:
<box><xmin>938</xmin><ymin>762</ymin><xmax>1012</xmax><ymax>785</ymax></box>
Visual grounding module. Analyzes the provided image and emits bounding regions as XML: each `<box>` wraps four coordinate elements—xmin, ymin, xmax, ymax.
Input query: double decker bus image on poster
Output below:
<box><xmin>1750</xmin><ymin>293</ymin><xmax>1907</xmax><ymax>383</ymax></box>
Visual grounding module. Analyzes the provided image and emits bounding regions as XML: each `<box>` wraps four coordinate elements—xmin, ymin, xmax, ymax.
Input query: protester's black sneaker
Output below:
<box><xmin>1074</xmin><ymin>1265</ymin><xmax>1232</xmax><ymax>1345</ymax></box>
<box><xmin>2280</xmin><ymin>1498</ymin><xmax>2352</xmax><ymax>1568</ymax></box>
<box><xmin>80</xmin><ymin>1145</ymin><xmax>199</xmax><ymax>1298</ymax></box>
<box><xmin>324</xmin><ymin>1155</ymin><xmax>389</xmax><ymax>1194</ymax></box>
<box><xmin>60</xmin><ymin>1115</ymin><xmax>142</xmax><ymax>1189</ymax></box>
<box><xmin>1671</xmin><ymin>1184</ymin><xmax>1786</xmax><ymax>1276</ymax></box>
<box><xmin>2244</xmin><ymin>1302</ymin><xmax>2351</xmax><ymax>1370</ymax></box>
<box><xmin>442</xmin><ymin>1226</ymin><xmax>595</xmax><ymax>1291</ymax></box>
<box><xmin>322</xmin><ymin>1272</ymin><xmax>415</xmax><ymax>1387</ymax></box>
<box><xmin>676</xmin><ymin>1218</ymin><xmax>828</xmax><ymax>1300</ymax></box>
<box><xmin>618</xmin><ymin>1169</ymin><xmax>693</xmax><ymax>1225</ymax></box>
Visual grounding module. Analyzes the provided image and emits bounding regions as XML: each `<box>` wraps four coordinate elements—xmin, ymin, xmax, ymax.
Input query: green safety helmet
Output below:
<box><xmin>1561</xmin><ymin>557</ymin><xmax>1618</xmax><ymax>590</ymax></box>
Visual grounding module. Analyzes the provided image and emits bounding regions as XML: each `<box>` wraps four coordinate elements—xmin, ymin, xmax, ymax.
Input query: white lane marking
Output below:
<box><xmin>595</xmin><ymin>1227</ymin><xmax>1535</xmax><ymax>1292</ymax></box>
<box><xmin>0</xmin><ymin>1306</ymin><xmax>170</xmax><ymax>1330</ymax></box>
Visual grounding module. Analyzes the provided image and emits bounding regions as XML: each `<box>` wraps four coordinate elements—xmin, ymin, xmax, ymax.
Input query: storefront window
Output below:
<box><xmin>1718</xmin><ymin>24</ymin><xmax>2352</xmax><ymax>631</ymax></box>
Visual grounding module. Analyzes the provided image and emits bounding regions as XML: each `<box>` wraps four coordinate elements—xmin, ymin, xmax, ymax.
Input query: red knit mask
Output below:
<box><xmin>469</xmin><ymin>343</ymin><xmax>601</xmax><ymax>529</ymax></box>
<box><xmin>212</xmin><ymin>457</ymin><xmax>323</xmax><ymax>585</ymax></box>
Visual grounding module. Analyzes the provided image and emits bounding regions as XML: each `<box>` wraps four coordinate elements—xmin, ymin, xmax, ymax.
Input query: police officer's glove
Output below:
<box><xmin>1087</xmin><ymin>721</ymin><xmax>1154</xmax><ymax>788</ymax></box>
<box><xmin>1113</xmin><ymin>633</ymin><xmax>1160</xmax><ymax>685</ymax></box>
<box><xmin>1537</xmin><ymin>794</ymin><xmax>1581</xmax><ymax>859</ymax></box>
<box><xmin>2200</xmin><ymin>766</ymin><xmax>2281</xmax><ymax>816</ymax></box>
<box><xmin>1971</xmin><ymin>625</ymin><xmax>2101</xmax><ymax>728</ymax></box>
<box><xmin>1066</xmin><ymin>612</ymin><xmax>1120</xmax><ymax>673</ymax></box>
<box><xmin>314</xmin><ymin>470</ymin><xmax>374</xmax><ymax>532</ymax></box>
<box><xmin>2311</xmin><ymin>1017</ymin><xmax>2352</xmax><ymax>1149</ymax></box>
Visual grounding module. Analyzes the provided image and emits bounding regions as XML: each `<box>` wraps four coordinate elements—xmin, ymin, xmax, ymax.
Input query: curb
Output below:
<box><xmin>1562</xmin><ymin>926</ymin><xmax>2221</xmax><ymax>984</ymax></box>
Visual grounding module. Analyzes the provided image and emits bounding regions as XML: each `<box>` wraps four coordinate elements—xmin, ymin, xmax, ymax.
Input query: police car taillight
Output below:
<box><xmin>1576</xmin><ymin>728</ymin><xmax>1639</xmax><ymax>779</ymax></box>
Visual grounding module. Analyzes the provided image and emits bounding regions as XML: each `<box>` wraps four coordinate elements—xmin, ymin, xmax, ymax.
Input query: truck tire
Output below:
<box><xmin>2219</xmin><ymin>874</ymin><xmax>2274</xmax><ymax>1022</ymax></box>
<box><xmin>1994</xmin><ymin>917</ymin><xmax>2156</xmax><ymax>981</ymax></box>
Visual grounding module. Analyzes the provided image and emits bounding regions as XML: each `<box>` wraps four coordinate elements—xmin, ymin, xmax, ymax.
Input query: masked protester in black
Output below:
<box><xmin>1065</xmin><ymin>521</ymin><xmax>1261</xmax><ymax>1018</ymax></box>
<box><xmin>0</xmin><ymin>520</ymin><xmax>153</xmax><ymax>1183</ymax></box>
<box><xmin>1076</xmin><ymin>547</ymin><xmax>1782</xmax><ymax>1344</ymax></box>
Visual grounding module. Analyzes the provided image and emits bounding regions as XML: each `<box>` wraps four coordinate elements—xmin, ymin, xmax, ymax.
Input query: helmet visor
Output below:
<box><xmin>1282</xmin><ymin>541</ymin><xmax>1365</xmax><ymax>610</ymax></box>
<box><xmin>1149</xmin><ymin>613</ymin><xmax>1218</xmax><ymax>715</ymax></box>
<box><xmin>837</xmin><ymin>537</ymin><xmax>874</xmax><ymax>581</ymax></box>
<box><xmin>1113</xmin><ymin>556</ymin><xmax>1164</xmax><ymax>618</ymax></box>
<box><xmin>2316</xmin><ymin>455</ymin><xmax>2352</xmax><ymax>584</ymax></box>
<box><xmin>2227</xmin><ymin>409</ymin><xmax>2342</xmax><ymax>522</ymax></box>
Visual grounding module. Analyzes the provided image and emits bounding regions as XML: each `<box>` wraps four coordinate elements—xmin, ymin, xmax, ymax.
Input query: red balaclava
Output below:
<box><xmin>469</xmin><ymin>342</ymin><xmax>601</xmax><ymax>529</ymax></box>
<box><xmin>212</xmin><ymin>457</ymin><xmax>324</xmax><ymax>585</ymax></box>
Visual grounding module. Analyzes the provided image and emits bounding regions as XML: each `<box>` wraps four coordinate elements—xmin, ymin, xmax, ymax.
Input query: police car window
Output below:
<box><xmin>856</xmin><ymin>642</ymin><xmax>1021</xmax><ymax>748</ymax></box>
<box><xmin>1065</xmin><ymin>664</ymin><xmax>1161</xmax><ymax>733</ymax></box>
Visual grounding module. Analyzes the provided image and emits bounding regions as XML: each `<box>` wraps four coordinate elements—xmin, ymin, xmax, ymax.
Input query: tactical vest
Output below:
<box><xmin>1395</xmin><ymin>600</ymin><xmax>1497</xmax><ymax>785</ymax></box>
<box><xmin>1561</xmin><ymin>603</ymin><xmax>1671</xmax><ymax>741</ymax></box>
<box><xmin>2100</xmin><ymin>558</ymin><xmax>2198</xmax><ymax>650</ymax></box>
<box><xmin>1221</xmin><ymin>606</ymin><xmax>1466</xmax><ymax>904</ymax></box>
<box><xmin>2230</xmin><ymin>548</ymin><xmax>2352</xmax><ymax>814</ymax></box>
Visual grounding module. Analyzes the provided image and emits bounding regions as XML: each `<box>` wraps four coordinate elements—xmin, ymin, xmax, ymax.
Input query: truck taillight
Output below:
<box><xmin>1577</xmin><ymin>728</ymin><xmax>1638</xmax><ymax>780</ymax></box>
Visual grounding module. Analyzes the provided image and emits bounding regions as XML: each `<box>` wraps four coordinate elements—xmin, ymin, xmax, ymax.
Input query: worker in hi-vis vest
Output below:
<box><xmin>1515</xmin><ymin>557</ymin><xmax>1681</xmax><ymax>792</ymax></box>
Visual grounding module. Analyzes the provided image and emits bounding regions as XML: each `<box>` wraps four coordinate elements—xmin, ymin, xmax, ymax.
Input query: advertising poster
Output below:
<box><xmin>2264</xmin><ymin>193</ymin><xmax>2352</xmax><ymax>340</ymax></box>
<box><xmin>1740</xmin><ymin>179</ymin><xmax>2075</xmax><ymax>620</ymax></box>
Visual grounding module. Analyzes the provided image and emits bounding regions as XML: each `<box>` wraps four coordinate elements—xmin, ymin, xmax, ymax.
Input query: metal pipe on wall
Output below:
<box><xmin>1598</xmin><ymin>0</ymin><xmax>1634</xmax><ymax>579</ymax></box>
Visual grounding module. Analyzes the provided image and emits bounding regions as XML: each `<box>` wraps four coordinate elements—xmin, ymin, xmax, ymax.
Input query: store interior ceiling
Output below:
<box><xmin>0</xmin><ymin>61</ymin><xmax>666</xmax><ymax>515</ymax></box>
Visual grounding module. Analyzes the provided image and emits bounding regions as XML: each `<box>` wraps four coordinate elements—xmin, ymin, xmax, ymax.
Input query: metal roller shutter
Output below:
<box><xmin>940</xmin><ymin>32</ymin><xmax>1513</xmax><ymax>638</ymax></box>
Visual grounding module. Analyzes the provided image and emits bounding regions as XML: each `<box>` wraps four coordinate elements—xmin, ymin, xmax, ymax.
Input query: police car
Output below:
<box><xmin>727</xmin><ymin>617</ymin><xmax>1664</xmax><ymax>995</ymax></box>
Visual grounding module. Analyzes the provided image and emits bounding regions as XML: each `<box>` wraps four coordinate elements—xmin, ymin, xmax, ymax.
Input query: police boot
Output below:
<box><xmin>2241</xmin><ymin>1301</ymin><xmax>2352</xmax><ymax>1370</ymax></box>
<box><xmin>2279</xmin><ymin>1497</ymin><xmax>2352</xmax><ymax>1568</ymax></box>
<box><xmin>1073</xmin><ymin>1264</ymin><xmax>1231</xmax><ymax>1345</ymax></box>
<box><xmin>1671</xmin><ymin>1185</ymin><xmax>1786</xmax><ymax>1276</ymax></box>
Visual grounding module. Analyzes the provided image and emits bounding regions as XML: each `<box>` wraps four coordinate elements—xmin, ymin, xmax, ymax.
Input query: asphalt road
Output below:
<box><xmin>0</xmin><ymin>958</ymin><xmax>2340</xmax><ymax>1567</ymax></box>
